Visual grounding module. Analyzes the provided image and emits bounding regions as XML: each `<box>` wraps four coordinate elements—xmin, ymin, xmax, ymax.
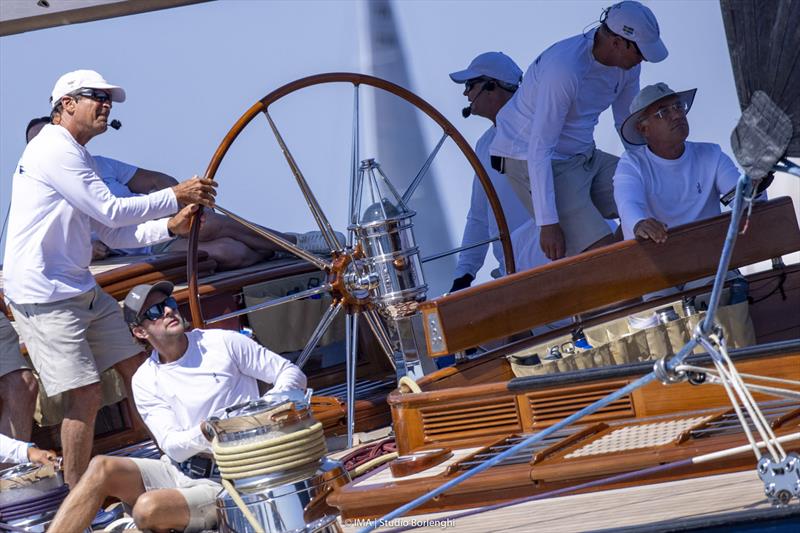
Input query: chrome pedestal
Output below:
<box><xmin>216</xmin><ymin>458</ymin><xmax>349</xmax><ymax>533</ymax></box>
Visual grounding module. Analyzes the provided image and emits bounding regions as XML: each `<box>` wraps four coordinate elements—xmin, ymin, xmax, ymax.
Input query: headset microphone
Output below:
<box><xmin>110</xmin><ymin>119</ymin><xmax>122</xmax><ymax>130</ymax></box>
<box><xmin>461</xmin><ymin>80</ymin><xmax>496</xmax><ymax>118</ymax></box>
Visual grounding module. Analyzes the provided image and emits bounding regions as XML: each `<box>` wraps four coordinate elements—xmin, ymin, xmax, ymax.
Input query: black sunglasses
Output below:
<box><xmin>464</xmin><ymin>77</ymin><xmax>490</xmax><ymax>92</ymax></box>
<box><xmin>139</xmin><ymin>296</ymin><xmax>178</xmax><ymax>322</ymax></box>
<box><xmin>73</xmin><ymin>89</ymin><xmax>112</xmax><ymax>104</ymax></box>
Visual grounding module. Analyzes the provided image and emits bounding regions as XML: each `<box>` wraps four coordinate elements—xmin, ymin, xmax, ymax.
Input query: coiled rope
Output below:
<box><xmin>211</xmin><ymin>421</ymin><xmax>328</xmax><ymax>533</ymax></box>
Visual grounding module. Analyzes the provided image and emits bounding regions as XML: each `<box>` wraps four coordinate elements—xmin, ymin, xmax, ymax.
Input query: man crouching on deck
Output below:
<box><xmin>48</xmin><ymin>281</ymin><xmax>307</xmax><ymax>532</ymax></box>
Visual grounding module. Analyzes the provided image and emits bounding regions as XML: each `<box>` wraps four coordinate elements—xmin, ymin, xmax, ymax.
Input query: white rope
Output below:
<box><xmin>694</xmin><ymin>432</ymin><xmax>800</xmax><ymax>464</ymax></box>
<box><xmin>221</xmin><ymin>478</ymin><xmax>265</xmax><ymax>533</ymax></box>
<box><xmin>675</xmin><ymin>364</ymin><xmax>800</xmax><ymax>400</ymax></box>
<box><xmin>706</xmin><ymin>353</ymin><xmax>763</xmax><ymax>460</ymax></box>
<box><xmin>713</xmin><ymin>334</ymin><xmax>786</xmax><ymax>461</ymax></box>
<box><xmin>698</xmin><ymin>332</ymin><xmax>785</xmax><ymax>462</ymax></box>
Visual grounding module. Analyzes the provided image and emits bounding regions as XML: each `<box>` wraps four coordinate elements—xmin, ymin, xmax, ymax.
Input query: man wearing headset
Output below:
<box><xmin>490</xmin><ymin>1</ymin><xmax>668</xmax><ymax>261</ymax></box>
<box><xmin>448</xmin><ymin>52</ymin><xmax>532</xmax><ymax>292</ymax></box>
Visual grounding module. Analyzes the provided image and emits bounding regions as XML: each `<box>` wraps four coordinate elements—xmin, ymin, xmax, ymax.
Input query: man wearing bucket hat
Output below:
<box><xmin>48</xmin><ymin>281</ymin><xmax>306</xmax><ymax>532</ymax></box>
<box><xmin>3</xmin><ymin>69</ymin><xmax>217</xmax><ymax>487</ymax></box>
<box><xmin>448</xmin><ymin>52</ymin><xmax>532</xmax><ymax>291</ymax></box>
<box><xmin>614</xmin><ymin>82</ymin><xmax>762</xmax><ymax>243</ymax></box>
<box><xmin>490</xmin><ymin>1</ymin><xmax>668</xmax><ymax>261</ymax></box>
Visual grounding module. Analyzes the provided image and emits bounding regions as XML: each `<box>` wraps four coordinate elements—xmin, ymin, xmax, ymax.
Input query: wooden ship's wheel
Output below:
<box><xmin>185</xmin><ymin>73</ymin><xmax>516</xmax><ymax>444</ymax></box>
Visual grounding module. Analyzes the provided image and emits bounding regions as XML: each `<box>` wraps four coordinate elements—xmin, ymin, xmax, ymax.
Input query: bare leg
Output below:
<box><xmin>0</xmin><ymin>369</ymin><xmax>38</xmax><ymax>439</ymax></box>
<box><xmin>199</xmin><ymin>211</ymin><xmax>297</xmax><ymax>252</ymax></box>
<box><xmin>167</xmin><ymin>236</ymin><xmax>269</xmax><ymax>270</ymax></box>
<box><xmin>112</xmin><ymin>353</ymin><xmax>148</xmax><ymax>432</ymax></box>
<box><xmin>582</xmin><ymin>232</ymin><xmax>620</xmax><ymax>253</ymax></box>
<box><xmin>132</xmin><ymin>489</ymin><xmax>192</xmax><ymax>533</ymax></box>
<box><xmin>48</xmin><ymin>455</ymin><xmax>146</xmax><ymax>533</ymax></box>
<box><xmin>61</xmin><ymin>382</ymin><xmax>102</xmax><ymax>486</ymax></box>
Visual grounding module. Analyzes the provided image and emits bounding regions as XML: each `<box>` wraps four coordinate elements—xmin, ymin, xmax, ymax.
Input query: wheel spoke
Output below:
<box><xmin>421</xmin><ymin>236</ymin><xmax>499</xmax><ymax>264</ymax></box>
<box><xmin>400</xmin><ymin>131</ymin><xmax>449</xmax><ymax>205</ymax></box>
<box><xmin>213</xmin><ymin>204</ymin><xmax>331</xmax><ymax>271</ymax></box>
<box><xmin>348</xmin><ymin>84</ymin><xmax>360</xmax><ymax>246</ymax></box>
<box><xmin>362</xmin><ymin>308</ymin><xmax>397</xmax><ymax>370</ymax></box>
<box><xmin>204</xmin><ymin>283</ymin><xmax>332</xmax><ymax>325</ymax></box>
<box><xmin>345</xmin><ymin>312</ymin><xmax>359</xmax><ymax>447</ymax></box>
<box><xmin>262</xmin><ymin>110</ymin><xmax>344</xmax><ymax>253</ymax></box>
<box><xmin>295</xmin><ymin>302</ymin><xmax>343</xmax><ymax>369</ymax></box>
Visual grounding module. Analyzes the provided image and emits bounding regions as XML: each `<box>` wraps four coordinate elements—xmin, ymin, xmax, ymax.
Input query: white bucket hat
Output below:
<box><xmin>621</xmin><ymin>82</ymin><xmax>697</xmax><ymax>145</ymax></box>
<box><xmin>50</xmin><ymin>70</ymin><xmax>126</xmax><ymax>109</ymax></box>
<box><xmin>449</xmin><ymin>52</ymin><xmax>522</xmax><ymax>87</ymax></box>
<box><xmin>604</xmin><ymin>1</ymin><xmax>668</xmax><ymax>63</ymax></box>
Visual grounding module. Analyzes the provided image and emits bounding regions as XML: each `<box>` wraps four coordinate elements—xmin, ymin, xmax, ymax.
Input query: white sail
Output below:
<box><xmin>357</xmin><ymin>0</ymin><xmax>455</xmax><ymax>298</ymax></box>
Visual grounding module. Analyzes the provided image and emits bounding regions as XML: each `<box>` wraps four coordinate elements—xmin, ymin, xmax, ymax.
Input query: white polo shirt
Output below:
<box><xmin>613</xmin><ymin>142</ymin><xmax>743</xmax><ymax>239</ymax></box>
<box><xmin>3</xmin><ymin>124</ymin><xmax>178</xmax><ymax>304</ymax></box>
<box><xmin>490</xmin><ymin>29</ymin><xmax>640</xmax><ymax>225</ymax></box>
<box><xmin>454</xmin><ymin>127</ymin><xmax>531</xmax><ymax>278</ymax></box>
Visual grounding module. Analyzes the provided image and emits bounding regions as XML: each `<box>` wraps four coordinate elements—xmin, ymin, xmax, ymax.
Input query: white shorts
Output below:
<box><xmin>0</xmin><ymin>314</ymin><xmax>29</xmax><ymax>379</ymax></box>
<box><xmin>504</xmin><ymin>148</ymin><xmax>619</xmax><ymax>256</ymax></box>
<box><xmin>130</xmin><ymin>455</ymin><xmax>221</xmax><ymax>532</ymax></box>
<box><xmin>8</xmin><ymin>285</ymin><xmax>142</xmax><ymax>396</ymax></box>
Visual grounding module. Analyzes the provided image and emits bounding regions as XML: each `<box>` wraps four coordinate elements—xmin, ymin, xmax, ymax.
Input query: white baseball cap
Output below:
<box><xmin>604</xmin><ymin>1</ymin><xmax>668</xmax><ymax>63</ymax></box>
<box><xmin>621</xmin><ymin>82</ymin><xmax>697</xmax><ymax>145</ymax></box>
<box><xmin>50</xmin><ymin>70</ymin><xmax>126</xmax><ymax>109</ymax></box>
<box><xmin>449</xmin><ymin>52</ymin><xmax>522</xmax><ymax>87</ymax></box>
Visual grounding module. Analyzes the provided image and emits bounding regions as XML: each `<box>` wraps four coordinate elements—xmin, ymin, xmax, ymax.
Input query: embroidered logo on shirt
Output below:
<box><xmin>697</xmin><ymin>182</ymin><xmax>702</xmax><ymax>194</ymax></box>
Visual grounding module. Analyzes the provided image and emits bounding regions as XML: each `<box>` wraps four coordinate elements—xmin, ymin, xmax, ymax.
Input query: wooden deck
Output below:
<box><xmin>339</xmin><ymin>469</ymin><xmax>800</xmax><ymax>532</ymax></box>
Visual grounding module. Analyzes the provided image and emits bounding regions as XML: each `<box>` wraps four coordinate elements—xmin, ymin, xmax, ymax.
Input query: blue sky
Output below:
<box><xmin>1</xmin><ymin>0</ymin><xmax>797</xmax><ymax>289</ymax></box>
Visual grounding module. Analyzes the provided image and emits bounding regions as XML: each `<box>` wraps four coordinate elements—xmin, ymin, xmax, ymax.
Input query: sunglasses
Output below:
<box><xmin>464</xmin><ymin>77</ymin><xmax>489</xmax><ymax>92</ymax></box>
<box><xmin>73</xmin><ymin>89</ymin><xmax>112</xmax><ymax>104</ymax></box>
<box><xmin>139</xmin><ymin>296</ymin><xmax>178</xmax><ymax>322</ymax></box>
<box><xmin>645</xmin><ymin>100</ymin><xmax>689</xmax><ymax>121</ymax></box>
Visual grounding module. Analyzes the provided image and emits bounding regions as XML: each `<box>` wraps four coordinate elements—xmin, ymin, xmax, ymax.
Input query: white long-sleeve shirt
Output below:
<box><xmin>132</xmin><ymin>329</ymin><xmax>307</xmax><ymax>462</ymax></box>
<box><xmin>0</xmin><ymin>433</ymin><xmax>30</xmax><ymax>464</ymax></box>
<box><xmin>3</xmin><ymin>125</ymin><xmax>178</xmax><ymax>304</ymax></box>
<box><xmin>454</xmin><ymin>127</ymin><xmax>530</xmax><ymax>278</ymax></box>
<box><xmin>491</xmin><ymin>29</ymin><xmax>639</xmax><ymax>225</ymax></box>
<box><xmin>613</xmin><ymin>142</ymin><xmax>743</xmax><ymax>240</ymax></box>
<box><xmin>94</xmin><ymin>155</ymin><xmax>138</xmax><ymax>197</ymax></box>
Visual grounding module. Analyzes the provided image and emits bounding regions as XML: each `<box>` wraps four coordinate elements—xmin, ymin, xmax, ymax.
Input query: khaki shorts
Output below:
<box><xmin>7</xmin><ymin>285</ymin><xmax>142</xmax><ymax>396</ymax></box>
<box><xmin>505</xmin><ymin>148</ymin><xmax>619</xmax><ymax>257</ymax></box>
<box><xmin>0</xmin><ymin>314</ymin><xmax>30</xmax><ymax>379</ymax></box>
<box><xmin>130</xmin><ymin>455</ymin><xmax>220</xmax><ymax>532</ymax></box>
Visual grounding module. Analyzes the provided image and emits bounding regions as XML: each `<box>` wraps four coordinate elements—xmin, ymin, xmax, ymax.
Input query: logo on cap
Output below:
<box><xmin>622</xmin><ymin>25</ymin><xmax>635</xmax><ymax>36</ymax></box>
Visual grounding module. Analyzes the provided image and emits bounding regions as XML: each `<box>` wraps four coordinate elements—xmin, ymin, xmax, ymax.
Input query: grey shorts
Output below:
<box><xmin>0</xmin><ymin>314</ymin><xmax>29</xmax><ymax>379</ymax></box>
<box><xmin>7</xmin><ymin>285</ymin><xmax>142</xmax><ymax>396</ymax></box>
<box><xmin>130</xmin><ymin>455</ymin><xmax>220</xmax><ymax>532</ymax></box>
<box><xmin>505</xmin><ymin>148</ymin><xmax>619</xmax><ymax>256</ymax></box>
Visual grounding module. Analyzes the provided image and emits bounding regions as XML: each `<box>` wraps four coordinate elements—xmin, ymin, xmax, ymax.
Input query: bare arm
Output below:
<box><xmin>126</xmin><ymin>168</ymin><xmax>180</xmax><ymax>194</ymax></box>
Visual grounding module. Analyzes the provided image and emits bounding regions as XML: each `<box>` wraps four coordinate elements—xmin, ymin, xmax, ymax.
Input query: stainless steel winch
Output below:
<box><xmin>204</xmin><ymin>391</ymin><xmax>349</xmax><ymax>533</ymax></box>
<box><xmin>0</xmin><ymin>463</ymin><xmax>70</xmax><ymax>533</ymax></box>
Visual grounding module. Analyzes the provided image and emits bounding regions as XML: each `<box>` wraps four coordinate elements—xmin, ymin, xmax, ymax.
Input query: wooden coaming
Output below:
<box><xmin>390</xmin><ymin>348</ymin><xmax>800</xmax><ymax>454</ymax></box>
<box><xmin>330</xmin><ymin>403</ymin><xmax>800</xmax><ymax>519</ymax></box>
<box><xmin>420</xmin><ymin>198</ymin><xmax>800</xmax><ymax>355</ymax></box>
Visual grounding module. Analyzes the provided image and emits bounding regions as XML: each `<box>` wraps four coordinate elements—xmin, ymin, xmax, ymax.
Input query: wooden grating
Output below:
<box><xmin>420</xmin><ymin>397</ymin><xmax>521</xmax><ymax>442</ymax></box>
<box><xmin>564</xmin><ymin>415</ymin><xmax>711</xmax><ymax>458</ymax></box>
<box><xmin>527</xmin><ymin>382</ymin><xmax>635</xmax><ymax>425</ymax></box>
